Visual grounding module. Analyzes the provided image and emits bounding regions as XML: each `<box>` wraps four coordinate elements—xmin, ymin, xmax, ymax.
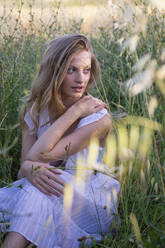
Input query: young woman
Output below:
<box><xmin>0</xmin><ymin>34</ymin><xmax>120</xmax><ymax>248</ymax></box>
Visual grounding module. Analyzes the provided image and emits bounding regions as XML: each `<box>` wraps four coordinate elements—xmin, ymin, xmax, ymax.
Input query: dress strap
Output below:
<box><xmin>77</xmin><ymin>108</ymin><xmax>108</xmax><ymax>129</ymax></box>
<box><xmin>24</xmin><ymin>107</ymin><xmax>50</xmax><ymax>137</ymax></box>
<box><xmin>24</xmin><ymin>110</ymin><xmax>36</xmax><ymax>135</ymax></box>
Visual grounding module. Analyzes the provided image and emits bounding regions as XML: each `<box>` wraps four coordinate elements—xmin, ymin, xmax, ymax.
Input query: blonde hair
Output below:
<box><xmin>20</xmin><ymin>34</ymin><xmax>101</xmax><ymax>130</ymax></box>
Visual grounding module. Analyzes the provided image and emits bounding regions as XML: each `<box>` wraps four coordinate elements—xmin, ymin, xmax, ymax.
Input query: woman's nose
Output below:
<box><xmin>75</xmin><ymin>71</ymin><xmax>84</xmax><ymax>83</ymax></box>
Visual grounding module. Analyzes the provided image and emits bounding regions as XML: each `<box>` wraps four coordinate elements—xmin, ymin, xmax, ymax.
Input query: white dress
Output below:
<box><xmin>0</xmin><ymin>108</ymin><xmax>120</xmax><ymax>248</ymax></box>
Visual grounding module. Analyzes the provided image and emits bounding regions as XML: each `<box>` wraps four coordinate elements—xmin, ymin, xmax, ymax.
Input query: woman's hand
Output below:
<box><xmin>19</xmin><ymin>160</ymin><xmax>64</xmax><ymax>196</ymax></box>
<box><xmin>73</xmin><ymin>95</ymin><xmax>108</xmax><ymax>118</ymax></box>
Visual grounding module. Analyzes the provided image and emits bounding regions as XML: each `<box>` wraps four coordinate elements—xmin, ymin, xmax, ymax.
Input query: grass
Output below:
<box><xmin>0</xmin><ymin>0</ymin><xmax>165</xmax><ymax>247</ymax></box>
<box><xmin>0</xmin><ymin>0</ymin><xmax>107</xmax><ymax>7</ymax></box>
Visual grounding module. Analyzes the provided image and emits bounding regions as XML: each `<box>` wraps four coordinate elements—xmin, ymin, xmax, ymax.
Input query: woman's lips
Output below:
<box><xmin>71</xmin><ymin>86</ymin><xmax>83</xmax><ymax>92</ymax></box>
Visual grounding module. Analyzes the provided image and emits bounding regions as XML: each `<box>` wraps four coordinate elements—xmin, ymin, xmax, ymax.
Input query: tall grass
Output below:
<box><xmin>0</xmin><ymin>0</ymin><xmax>165</xmax><ymax>247</ymax></box>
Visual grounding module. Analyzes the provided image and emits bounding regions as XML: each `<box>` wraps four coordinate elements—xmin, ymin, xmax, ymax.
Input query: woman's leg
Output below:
<box><xmin>2</xmin><ymin>231</ymin><xmax>30</xmax><ymax>248</ymax></box>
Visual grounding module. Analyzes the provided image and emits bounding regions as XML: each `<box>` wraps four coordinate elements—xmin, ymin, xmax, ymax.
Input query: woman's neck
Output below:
<box><xmin>62</xmin><ymin>96</ymin><xmax>78</xmax><ymax>109</ymax></box>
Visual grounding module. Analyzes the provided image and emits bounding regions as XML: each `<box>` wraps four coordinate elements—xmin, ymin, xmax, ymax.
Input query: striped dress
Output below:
<box><xmin>0</xmin><ymin>108</ymin><xmax>120</xmax><ymax>248</ymax></box>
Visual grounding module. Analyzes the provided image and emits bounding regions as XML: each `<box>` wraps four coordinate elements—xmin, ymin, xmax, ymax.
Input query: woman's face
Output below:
<box><xmin>61</xmin><ymin>50</ymin><xmax>91</xmax><ymax>107</ymax></box>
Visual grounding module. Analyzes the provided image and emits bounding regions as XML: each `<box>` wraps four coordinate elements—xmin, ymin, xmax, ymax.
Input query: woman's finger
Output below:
<box><xmin>94</xmin><ymin>104</ymin><xmax>107</xmax><ymax>113</ymax></box>
<box><xmin>47</xmin><ymin>167</ymin><xmax>62</xmax><ymax>175</ymax></box>
<box><xmin>31</xmin><ymin>179</ymin><xmax>52</xmax><ymax>195</ymax></box>
<box><xmin>41</xmin><ymin>175</ymin><xmax>64</xmax><ymax>194</ymax></box>
<box><xmin>33</xmin><ymin>182</ymin><xmax>52</xmax><ymax>196</ymax></box>
<box><xmin>35</xmin><ymin>177</ymin><xmax>61</xmax><ymax>197</ymax></box>
<box><xmin>46</xmin><ymin>170</ymin><xmax>65</xmax><ymax>186</ymax></box>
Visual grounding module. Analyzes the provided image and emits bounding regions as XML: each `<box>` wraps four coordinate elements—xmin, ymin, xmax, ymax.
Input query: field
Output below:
<box><xmin>0</xmin><ymin>0</ymin><xmax>165</xmax><ymax>247</ymax></box>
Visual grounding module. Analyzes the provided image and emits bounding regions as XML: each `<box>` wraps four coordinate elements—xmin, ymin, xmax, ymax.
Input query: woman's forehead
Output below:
<box><xmin>70</xmin><ymin>50</ymin><xmax>91</xmax><ymax>67</ymax></box>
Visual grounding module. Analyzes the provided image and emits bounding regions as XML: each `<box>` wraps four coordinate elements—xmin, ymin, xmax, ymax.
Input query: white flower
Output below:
<box><xmin>125</xmin><ymin>60</ymin><xmax>156</xmax><ymax>96</ymax></box>
<box><xmin>122</xmin><ymin>35</ymin><xmax>139</xmax><ymax>53</ymax></box>
<box><xmin>133</xmin><ymin>54</ymin><xmax>151</xmax><ymax>72</ymax></box>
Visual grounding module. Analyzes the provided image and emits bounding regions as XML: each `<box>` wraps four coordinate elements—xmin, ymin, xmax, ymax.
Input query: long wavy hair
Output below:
<box><xmin>20</xmin><ymin>34</ymin><xmax>101</xmax><ymax>131</ymax></box>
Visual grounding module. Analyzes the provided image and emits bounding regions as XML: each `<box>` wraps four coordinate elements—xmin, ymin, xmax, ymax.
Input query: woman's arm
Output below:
<box><xmin>18</xmin><ymin>96</ymin><xmax>108</xmax><ymax>196</ymax></box>
<box><xmin>25</xmin><ymin>104</ymin><xmax>80</xmax><ymax>161</ymax></box>
<box><xmin>35</xmin><ymin>114</ymin><xmax>111</xmax><ymax>162</ymax></box>
<box><xmin>17</xmin><ymin>124</ymin><xmax>37</xmax><ymax>179</ymax></box>
<box><xmin>18</xmin><ymin>123</ymin><xmax>64</xmax><ymax>196</ymax></box>
<box><xmin>25</xmin><ymin>95</ymin><xmax>107</xmax><ymax>162</ymax></box>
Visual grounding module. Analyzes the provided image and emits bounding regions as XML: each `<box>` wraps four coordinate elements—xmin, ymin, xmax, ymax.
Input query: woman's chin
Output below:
<box><xmin>62</xmin><ymin>94</ymin><xmax>83</xmax><ymax>108</ymax></box>
<box><xmin>71</xmin><ymin>92</ymin><xmax>84</xmax><ymax>100</ymax></box>
<box><xmin>71</xmin><ymin>95</ymin><xmax>82</xmax><ymax>103</ymax></box>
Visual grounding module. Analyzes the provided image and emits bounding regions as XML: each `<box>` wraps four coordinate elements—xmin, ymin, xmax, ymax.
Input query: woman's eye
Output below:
<box><xmin>67</xmin><ymin>67</ymin><xmax>75</xmax><ymax>73</ymax></box>
<box><xmin>67</xmin><ymin>67</ymin><xmax>91</xmax><ymax>74</ymax></box>
<box><xmin>84</xmin><ymin>68</ymin><xmax>91</xmax><ymax>73</ymax></box>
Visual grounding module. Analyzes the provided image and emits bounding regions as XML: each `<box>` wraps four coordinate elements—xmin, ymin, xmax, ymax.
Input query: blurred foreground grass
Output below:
<box><xmin>0</xmin><ymin>0</ymin><xmax>165</xmax><ymax>247</ymax></box>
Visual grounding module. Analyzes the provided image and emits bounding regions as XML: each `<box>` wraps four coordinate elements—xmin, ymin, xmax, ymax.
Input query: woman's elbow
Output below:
<box><xmin>104</xmin><ymin>114</ymin><xmax>112</xmax><ymax>129</ymax></box>
<box><xmin>25</xmin><ymin>150</ymin><xmax>40</xmax><ymax>162</ymax></box>
<box><xmin>100</xmin><ymin>114</ymin><xmax>112</xmax><ymax>138</ymax></box>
